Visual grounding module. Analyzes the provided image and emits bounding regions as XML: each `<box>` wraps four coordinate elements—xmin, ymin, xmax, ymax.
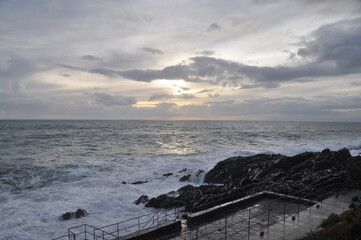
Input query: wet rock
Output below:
<box><xmin>145</xmin><ymin>194</ymin><xmax>185</xmax><ymax>209</ymax></box>
<box><xmin>134</xmin><ymin>195</ymin><xmax>149</xmax><ymax>205</ymax></box>
<box><xmin>179</xmin><ymin>168</ymin><xmax>187</xmax><ymax>173</ymax></box>
<box><xmin>61</xmin><ymin>212</ymin><xmax>72</xmax><ymax>220</ymax></box>
<box><xmin>61</xmin><ymin>209</ymin><xmax>87</xmax><ymax>220</ymax></box>
<box><xmin>122</xmin><ymin>181</ymin><xmax>127</xmax><ymax>184</ymax></box>
<box><xmin>144</xmin><ymin>148</ymin><xmax>356</xmax><ymax>212</ymax></box>
<box><xmin>179</xmin><ymin>174</ymin><xmax>191</xmax><ymax>182</ymax></box>
<box><xmin>163</xmin><ymin>173</ymin><xmax>173</xmax><ymax>177</ymax></box>
<box><xmin>75</xmin><ymin>209</ymin><xmax>87</xmax><ymax>218</ymax></box>
<box><xmin>131</xmin><ymin>180</ymin><xmax>148</xmax><ymax>185</ymax></box>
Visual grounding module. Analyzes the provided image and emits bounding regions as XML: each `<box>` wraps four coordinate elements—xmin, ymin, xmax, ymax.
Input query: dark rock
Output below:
<box><xmin>131</xmin><ymin>180</ymin><xmax>148</xmax><ymax>185</ymax></box>
<box><xmin>61</xmin><ymin>212</ymin><xmax>72</xmax><ymax>220</ymax></box>
<box><xmin>179</xmin><ymin>168</ymin><xmax>187</xmax><ymax>173</ymax></box>
<box><xmin>163</xmin><ymin>173</ymin><xmax>173</xmax><ymax>177</ymax></box>
<box><xmin>145</xmin><ymin>194</ymin><xmax>185</xmax><ymax>209</ymax></box>
<box><xmin>322</xmin><ymin>148</ymin><xmax>331</xmax><ymax>154</ymax></box>
<box><xmin>179</xmin><ymin>174</ymin><xmax>191</xmax><ymax>182</ymax></box>
<box><xmin>75</xmin><ymin>209</ymin><xmax>87</xmax><ymax>218</ymax></box>
<box><xmin>145</xmin><ymin>148</ymin><xmax>356</xmax><ymax>212</ymax></box>
<box><xmin>134</xmin><ymin>195</ymin><xmax>149</xmax><ymax>205</ymax></box>
<box><xmin>292</xmin><ymin>216</ymin><xmax>296</xmax><ymax>221</ymax></box>
<box><xmin>61</xmin><ymin>209</ymin><xmax>87</xmax><ymax>220</ymax></box>
<box><xmin>122</xmin><ymin>181</ymin><xmax>126</xmax><ymax>184</ymax></box>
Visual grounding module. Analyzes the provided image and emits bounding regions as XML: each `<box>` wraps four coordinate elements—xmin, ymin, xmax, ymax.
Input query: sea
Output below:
<box><xmin>1</xmin><ymin>120</ymin><xmax>361</xmax><ymax>240</ymax></box>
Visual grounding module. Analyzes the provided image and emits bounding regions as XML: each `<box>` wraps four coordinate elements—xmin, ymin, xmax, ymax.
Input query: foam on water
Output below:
<box><xmin>1</xmin><ymin>120</ymin><xmax>361</xmax><ymax>240</ymax></box>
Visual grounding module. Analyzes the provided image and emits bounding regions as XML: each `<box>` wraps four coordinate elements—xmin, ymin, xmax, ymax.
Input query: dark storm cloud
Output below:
<box><xmin>142</xmin><ymin>47</ymin><xmax>164</xmax><ymax>55</ymax></box>
<box><xmin>90</xmin><ymin>93</ymin><xmax>137</xmax><ymax>106</ymax></box>
<box><xmin>207</xmin><ymin>23</ymin><xmax>221</xmax><ymax>32</ymax></box>
<box><xmin>99</xmin><ymin>17</ymin><xmax>361</xmax><ymax>88</ymax></box>
<box><xmin>297</xmin><ymin>17</ymin><xmax>361</xmax><ymax>72</ymax></box>
<box><xmin>81</xmin><ymin>55</ymin><xmax>102</xmax><ymax>61</ymax></box>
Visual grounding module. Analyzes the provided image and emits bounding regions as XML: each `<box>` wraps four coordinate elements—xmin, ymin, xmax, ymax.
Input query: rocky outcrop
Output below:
<box><xmin>141</xmin><ymin>148</ymin><xmax>360</xmax><ymax>212</ymax></box>
<box><xmin>61</xmin><ymin>209</ymin><xmax>87</xmax><ymax>220</ymax></box>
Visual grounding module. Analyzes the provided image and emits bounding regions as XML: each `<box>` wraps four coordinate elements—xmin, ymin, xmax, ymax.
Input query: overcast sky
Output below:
<box><xmin>1</xmin><ymin>0</ymin><xmax>361</xmax><ymax>121</ymax></box>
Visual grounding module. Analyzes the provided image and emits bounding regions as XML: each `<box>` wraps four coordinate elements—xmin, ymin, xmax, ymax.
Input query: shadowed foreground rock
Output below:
<box><xmin>142</xmin><ymin>148</ymin><xmax>361</xmax><ymax>212</ymax></box>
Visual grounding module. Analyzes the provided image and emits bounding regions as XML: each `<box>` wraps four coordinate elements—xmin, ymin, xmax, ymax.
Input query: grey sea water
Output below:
<box><xmin>0</xmin><ymin>120</ymin><xmax>361</xmax><ymax>239</ymax></box>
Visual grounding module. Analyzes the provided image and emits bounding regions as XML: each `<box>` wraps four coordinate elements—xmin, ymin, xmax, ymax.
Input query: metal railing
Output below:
<box><xmin>154</xmin><ymin>180</ymin><xmax>355</xmax><ymax>240</ymax></box>
<box><xmin>51</xmin><ymin>208</ymin><xmax>180</xmax><ymax>240</ymax></box>
<box><xmin>93</xmin><ymin>208</ymin><xmax>180</xmax><ymax>240</ymax></box>
<box><xmin>51</xmin><ymin>178</ymin><xmax>355</xmax><ymax>240</ymax></box>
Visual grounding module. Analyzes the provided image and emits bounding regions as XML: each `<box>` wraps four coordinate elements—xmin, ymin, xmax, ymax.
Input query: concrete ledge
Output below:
<box><xmin>114</xmin><ymin>219</ymin><xmax>182</xmax><ymax>240</ymax></box>
<box><xmin>187</xmin><ymin>191</ymin><xmax>316</xmax><ymax>227</ymax></box>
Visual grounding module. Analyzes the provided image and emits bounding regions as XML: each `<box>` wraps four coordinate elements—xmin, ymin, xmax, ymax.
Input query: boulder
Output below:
<box><xmin>179</xmin><ymin>174</ymin><xmax>191</xmax><ymax>182</ymax></box>
<box><xmin>61</xmin><ymin>209</ymin><xmax>87</xmax><ymax>220</ymax></box>
<box><xmin>134</xmin><ymin>195</ymin><xmax>149</xmax><ymax>205</ymax></box>
<box><xmin>131</xmin><ymin>180</ymin><xmax>148</xmax><ymax>185</ymax></box>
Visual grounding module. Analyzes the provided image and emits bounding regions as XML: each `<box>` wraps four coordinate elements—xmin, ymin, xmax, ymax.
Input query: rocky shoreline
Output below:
<box><xmin>137</xmin><ymin>148</ymin><xmax>361</xmax><ymax>212</ymax></box>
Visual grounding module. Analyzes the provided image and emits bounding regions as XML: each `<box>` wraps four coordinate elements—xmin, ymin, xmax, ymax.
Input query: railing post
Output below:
<box><xmin>224</xmin><ymin>217</ymin><xmax>227</xmax><ymax>240</ymax></box>
<box><xmin>297</xmin><ymin>202</ymin><xmax>300</xmax><ymax>217</ymax></box>
<box><xmin>165</xmin><ymin>209</ymin><xmax>167</xmax><ymax>221</ymax></box>
<box><xmin>157</xmin><ymin>211</ymin><xmax>159</xmax><ymax>225</ymax></box>
<box><xmin>102</xmin><ymin>230</ymin><xmax>104</xmax><ymax>240</ymax></box>
<box><xmin>117</xmin><ymin>222</ymin><xmax>119</xmax><ymax>237</ymax></box>
<box><xmin>283</xmin><ymin>201</ymin><xmax>286</xmax><ymax>223</ymax></box>
<box><xmin>84</xmin><ymin>225</ymin><xmax>87</xmax><ymax>240</ymax></box>
<box><xmin>138</xmin><ymin>217</ymin><xmax>141</xmax><ymax>232</ymax></box>
<box><xmin>248</xmin><ymin>208</ymin><xmax>251</xmax><ymax>240</ymax></box>
<box><xmin>267</xmin><ymin>201</ymin><xmax>270</xmax><ymax>229</ymax></box>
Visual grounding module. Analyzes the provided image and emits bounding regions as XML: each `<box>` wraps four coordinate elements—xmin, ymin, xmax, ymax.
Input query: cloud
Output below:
<box><xmin>196</xmin><ymin>50</ymin><xmax>215</xmax><ymax>56</ymax></box>
<box><xmin>351</xmin><ymin>81</ymin><xmax>361</xmax><ymax>86</ymax></box>
<box><xmin>179</xmin><ymin>86</ymin><xmax>190</xmax><ymax>91</ymax></box>
<box><xmin>156</xmin><ymin>102</ymin><xmax>178</xmax><ymax>109</ymax></box>
<box><xmin>81</xmin><ymin>55</ymin><xmax>102</xmax><ymax>61</ymax></box>
<box><xmin>205</xmin><ymin>100</ymin><xmax>235</xmax><ymax>105</ymax></box>
<box><xmin>208</xmin><ymin>93</ymin><xmax>220</xmax><ymax>98</ymax></box>
<box><xmin>59</xmin><ymin>73</ymin><xmax>71</xmax><ymax>78</ymax></box>
<box><xmin>101</xmin><ymin>17</ymin><xmax>361</xmax><ymax>88</ymax></box>
<box><xmin>197</xmin><ymin>89</ymin><xmax>214</xmax><ymax>93</ymax></box>
<box><xmin>142</xmin><ymin>47</ymin><xmax>164</xmax><ymax>55</ymax></box>
<box><xmin>207</xmin><ymin>23</ymin><xmax>221</xmax><ymax>32</ymax></box>
<box><xmin>148</xmin><ymin>93</ymin><xmax>196</xmax><ymax>101</ymax></box>
<box><xmin>148</xmin><ymin>93</ymin><xmax>173</xmax><ymax>101</ymax></box>
<box><xmin>297</xmin><ymin>17</ymin><xmax>361</xmax><ymax>72</ymax></box>
<box><xmin>0</xmin><ymin>56</ymin><xmax>36</xmax><ymax>92</ymax></box>
<box><xmin>90</xmin><ymin>92</ymin><xmax>137</xmax><ymax>106</ymax></box>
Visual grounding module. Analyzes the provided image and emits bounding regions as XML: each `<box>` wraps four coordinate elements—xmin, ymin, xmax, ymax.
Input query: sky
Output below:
<box><xmin>1</xmin><ymin>0</ymin><xmax>361</xmax><ymax>121</ymax></box>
